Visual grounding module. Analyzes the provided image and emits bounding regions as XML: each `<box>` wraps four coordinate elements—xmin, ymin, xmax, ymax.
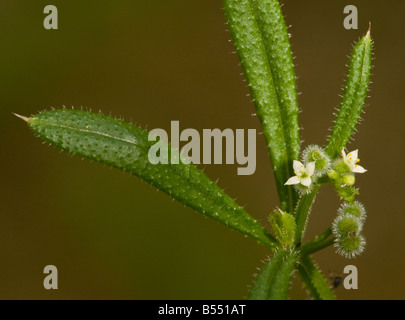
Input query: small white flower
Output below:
<box><xmin>341</xmin><ymin>149</ymin><xmax>367</xmax><ymax>173</ymax></box>
<box><xmin>285</xmin><ymin>160</ymin><xmax>315</xmax><ymax>187</ymax></box>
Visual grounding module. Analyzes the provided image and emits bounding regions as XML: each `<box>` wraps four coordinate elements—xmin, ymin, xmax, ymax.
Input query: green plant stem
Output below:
<box><xmin>300</xmin><ymin>228</ymin><xmax>335</xmax><ymax>256</ymax></box>
<box><xmin>294</xmin><ymin>186</ymin><xmax>319</xmax><ymax>245</ymax></box>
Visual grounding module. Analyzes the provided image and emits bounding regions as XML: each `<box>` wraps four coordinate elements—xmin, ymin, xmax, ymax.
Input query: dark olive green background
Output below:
<box><xmin>1</xmin><ymin>0</ymin><xmax>404</xmax><ymax>299</ymax></box>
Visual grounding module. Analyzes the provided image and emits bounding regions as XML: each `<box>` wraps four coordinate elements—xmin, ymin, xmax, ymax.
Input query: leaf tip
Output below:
<box><xmin>365</xmin><ymin>22</ymin><xmax>372</xmax><ymax>38</ymax></box>
<box><xmin>13</xmin><ymin>113</ymin><xmax>30</xmax><ymax>122</ymax></box>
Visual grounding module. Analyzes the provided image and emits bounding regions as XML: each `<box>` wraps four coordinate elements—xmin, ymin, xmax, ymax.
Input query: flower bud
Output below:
<box><xmin>327</xmin><ymin>169</ymin><xmax>339</xmax><ymax>180</ymax></box>
<box><xmin>269</xmin><ymin>209</ymin><xmax>296</xmax><ymax>249</ymax></box>
<box><xmin>342</xmin><ymin>174</ymin><xmax>356</xmax><ymax>186</ymax></box>
<box><xmin>336</xmin><ymin>185</ymin><xmax>359</xmax><ymax>202</ymax></box>
<box><xmin>333</xmin><ymin>159</ymin><xmax>351</xmax><ymax>175</ymax></box>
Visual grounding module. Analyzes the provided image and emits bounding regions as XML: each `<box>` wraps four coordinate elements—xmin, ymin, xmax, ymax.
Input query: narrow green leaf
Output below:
<box><xmin>223</xmin><ymin>0</ymin><xmax>300</xmax><ymax>212</ymax></box>
<box><xmin>20</xmin><ymin>109</ymin><xmax>276</xmax><ymax>248</ymax></box>
<box><xmin>267</xmin><ymin>250</ymin><xmax>298</xmax><ymax>300</ymax></box>
<box><xmin>326</xmin><ymin>30</ymin><xmax>373</xmax><ymax>158</ymax></box>
<box><xmin>248</xmin><ymin>252</ymin><xmax>285</xmax><ymax>300</ymax></box>
<box><xmin>248</xmin><ymin>250</ymin><xmax>298</xmax><ymax>300</ymax></box>
<box><xmin>298</xmin><ymin>261</ymin><xmax>321</xmax><ymax>300</ymax></box>
<box><xmin>298</xmin><ymin>256</ymin><xmax>336</xmax><ymax>300</ymax></box>
<box><xmin>250</xmin><ymin>0</ymin><xmax>300</xmax><ymax>160</ymax></box>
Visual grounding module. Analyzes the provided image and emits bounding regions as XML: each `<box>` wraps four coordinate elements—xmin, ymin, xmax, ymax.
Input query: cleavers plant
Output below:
<box><xmin>16</xmin><ymin>0</ymin><xmax>372</xmax><ymax>299</ymax></box>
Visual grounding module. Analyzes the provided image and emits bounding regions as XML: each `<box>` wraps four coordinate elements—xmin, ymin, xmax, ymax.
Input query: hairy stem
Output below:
<box><xmin>294</xmin><ymin>186</ymin><xmax>319</xmax><ymax>245</ymax></box>
<box><xmin>300</xmin><ymin>228</ymin><xmax>335</xmax><ymax>256</ymax></box>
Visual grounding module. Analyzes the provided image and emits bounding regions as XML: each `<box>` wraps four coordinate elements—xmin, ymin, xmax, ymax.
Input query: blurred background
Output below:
<box><xmin>0</xmin><ymin>0</ymin><xmax>404</xmax><ymax>299</ymax></box>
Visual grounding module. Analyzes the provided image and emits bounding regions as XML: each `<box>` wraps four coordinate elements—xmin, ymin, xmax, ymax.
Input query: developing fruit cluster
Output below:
<box><xmin>283</xmin><ymin>145</ymin><xmax>367</xmax><ymax>259</ymax></box>
<box><xmin>332</xmin><ymin>202</ymin><xmax>366</xmax><ymax>258</ymax></box>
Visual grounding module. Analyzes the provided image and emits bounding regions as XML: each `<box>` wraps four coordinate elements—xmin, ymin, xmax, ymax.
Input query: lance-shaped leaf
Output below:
<box><xmin>326</xmin><ymin>30</ymin><xmax>373</xmax><ymax>159</ymax></box>
<box><xmin>17</xmin><ymin>109</ymin><xmax>276</xmax><ymax>248</ymax></box>
<box><xmin>248</xmin><ymin>250</ymin><xmax>298</xmax><ymax>300</ymax></box>
<box><xmin>298</xmin><ymin>256</ymin><xmax>336</xmax><ymax>300</ymax></box>
<box><xmin>223</xmin><ymin>0</ymin><xmax>300</xmax><ymax>212</ymax></box>
<box><xmin>249</xmin><ymin>0</ymin><xmax>300</xmax><ymax>159</ymax></box>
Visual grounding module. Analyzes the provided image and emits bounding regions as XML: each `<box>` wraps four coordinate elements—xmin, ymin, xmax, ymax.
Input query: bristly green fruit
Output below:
<box><xmin>333</xmin><ymin>213</ymin><xmax>366</xmax><ymax>259</ymax></box>
<box><xmin>334</xmin><ymin>234</ymin><xmax>366</xmax><ymax>259</ymax></box>
<box><xmin>332</xmin><ymin>214</ymin><xmax>362</xmax><ymax>239</ymax></box>
<box><xmin>302</xmin><ymin>145</ymin><xmax>331</xmax><ymax>176</ymax></box>
<box><xmin>338</xmin><ymin>201</ymin><xmax>366</xmax><ymax>221</ymax></box>
<box><xmin>17</xmin><ymin>109</ymin><xmax>277</xmax><ymax>248</ymax></box>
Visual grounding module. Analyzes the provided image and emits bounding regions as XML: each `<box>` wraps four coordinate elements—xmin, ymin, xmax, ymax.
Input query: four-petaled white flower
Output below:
<box><xmin>285</xmin><ymin>160</ymin><xmax>315</xmax><ymax>187</ymax></box>
<box><xmin>341</xmin><ymin>149</ymin><xmax>367</xmax><ymax>173</ymax></box>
